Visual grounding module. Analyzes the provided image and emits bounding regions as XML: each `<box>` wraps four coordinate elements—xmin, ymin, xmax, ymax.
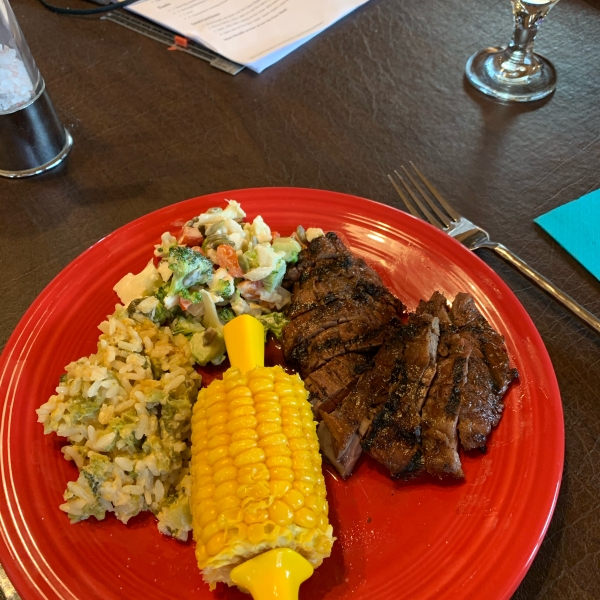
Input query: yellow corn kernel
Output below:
<box><xmin>247</xmin><ymin>523</ymin><xmax>268</xmax><ymax>545</ymax></box>
<box><xmin>208</xmin><ymin>433</ymin><xmax>231</xmax><ymax>449</ymax></box>
<box><xmin>202</xmin><ymin>520</ymin><xmax>223</xmax><ymax>544</ymax></box>
<box><xmin>207</xmin><ymin>446</ymin><xmax>229</xmax><ymax>466</ymax></box>
<box><xmin>218</xmin><ymin>507</ymin><xmax>244</xmax><ymax>526</ymax></box>
<box><xmin>196</xmin><ymin>499</ymin><xmax>217</xmax><ymax>515</ymax></box>
<box><xmin>197</xmin><ymin>484</ymin><xmax>216</xmax><ymax>500</ymax></box>
<box><xmin>259</xmin><ymin>432</ymin><xmax>288</xmax><ymax>447</ymax></box>
<box><xmin>269</xmin><ymin>500</ymin><xmax>294</xmax><ymax>526</ymax></box>
<box><xmin>204</xmin><ymin>391</ymin><xmax>226</xmax><ymax>408</ymax></box>
<box><xmin>228</xmin><ymin>396</ymin><xmax>254</xmax><ymax>410</ymax></box>
<box><xmin>213</xmin><ymin>466</ymin><xmax>237</xmax><ymax>485</ymax></box>
<box><xmin>243</xmin><ymin>508</ymin><xmax>269</xmax><ymax>525</ymax></box>
<box><xmin>227</xmin><ymin>415</ymin><xmax>258</xmax><ymax>433</ymax></box>
<box><xmin>237</xmin><ymin>463</ymin><xmax>269</xmax><ymax>484</ymax></box>
<box><xmin>280</xmin><ymin>396</ymin><xmax>301</xmax><ymax>408</ymax></box>
<box><xmin>270</xmin><ymin>467</ymin><xmax>294</xmax><ymax>482</ymax></box>
<box><xmin>292</xmin><ymin>481</ymin><xmax>314</xmax><ymax>496</ymax></box>
<box><xmin>231</xmin><ymin>428</ymin><xmax>258</xmax><ymax>442</ymax></box>
<box><xmin>255</xmin><ymin>401</ymin><xmax>281</xmax><ymax>414</ymax></box>
<box><xmin>207</xmin><ymin>411</ymin><xmax>228</xmax><ymax>428</ymax></box>
<box><xmin>207</xmin><ymin>422</ymin><xmax>228</xmax><ymax>437</ymax></box>
<box><xmin>291</xmin><ymin>453</ymin><xmax>313</xmax><ymax>471</ymax></box>
<box><xmin>269</xmin><ymin>479</ymin><xmax>292</xmax><ymax>498</ymax></box>
<box><xmin>256</xmin><ymin>411</ymin><xmax>282</xmax><ymax>425</ymax></box>
<box><xmin>264</xmin><ymin>445</ymin><xmax>291</xmax><ymax>459</ymax></box>
<box><xmin>198</xmin><ymin>506</ymin><xmax>218</xmax><ymax>528</ymax></box>
<box><xmin>215</xmin><ymin>480</ymin><xmax>238</xmax><ymax>501</ymax></box>
<box><xmin>248</xmin><ymin>367</ymin><xmax>275</xmax><ymax>381</ymax></box>
<box><xmin>193</xmin><ymin>463</ymin><xmax>212</xmax><ymax>478</ymax></box>
<box><xmin>216</xmin><ymin>495</ymin><xmax>241</xmax><ymax>513</ymax></box>
<box><xmin>229</xmin><ymin>439</ymin><xmax>257</xmax><ymax>457</ymax></box>
<box><xmin>257</xmin><ymin>422</ymin><xmax>281</xmax><ymax>437</ymax></box>
<box><xmin>294</xmin><ymin>468</ymin><xmax>317</xmax><ymax>484</ymax></box>
<box><xmin>197</xmin><ymin>475</ymin><xmax>214</xmax><ymax>489</ymax></box>
<box><xmin>266</xmin><ymin>455</ymin><xmax>293</xmax><ymax>469</ymax></box>
<box><xmin>274</xmin><ymin>382</ymin><xmax>294</xmax><ymax>397</ymax></box>
<box><xmin>206</xmin><ymin>531</ymin><xmax>227</xmax><ymax>556</ymax></box>
<box><xmin>288</xmin><ymin>437</ymin><xmax>309</xmax><ymax>451</ymax></box>
<box><xmin>230</xmin><ymin>405</ymin><xmax>256</xmax><ymax>419</ymax></box>
<box><xmin>305</xmin><ymin>494</ymin><xmax>325</xmax><ymax>515</ymax></box>
<box><xmin>248</xmin><ymin>377</ymin><xmax>274</xmax><ymax>394</ymax></box>
<box><xmin>282</xmin><ymin>425</ymin><xmax>303</xmax><ymax>439</ymax></box>
<box><xmin>234</xmin><ymin>447</ymin><xmax>265</xmax><ymax>468</ymax></box>
<box><xmin>294</xmin><ymin>507</ymin><xmax>317</xmax><ymax>529</ymax></box>
<box><xmin>206</xmin><ymin>401</ymin><xmax>228</xmax><ymax>418</ymax></box>
<box><xmin>317</xmin><ymin>513</ymin><xmax>329</xmax><ymax>532</ymax></box>
<box><xmin>283</xmin><ymin>489</ymin><xmax>305</xmax><ymax>511</ymax></box>
<box><xmin>224</xmin><ymin>376</ymin><xmax>247</xmax><ymax>393</ymax></box>
<box><xmin>212</xmin><ymin>456</ymin><xmax>235</xmax><ymax>472</ymax></box>
<box><xmin>253</xmin><ymin>391</ymin><xmax>279</xmax><ymax>403</ymax></box>
<box><xmin>227</xmin><ymin>386</ymin><xmax>252</xmax><ymax>401</ymax></box>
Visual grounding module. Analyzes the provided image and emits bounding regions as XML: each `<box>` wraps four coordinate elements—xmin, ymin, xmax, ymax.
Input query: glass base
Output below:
<box><xmin>465</xmin><ymin>46</ymin><xmax>557</xmax><ymax>102</ymax></box>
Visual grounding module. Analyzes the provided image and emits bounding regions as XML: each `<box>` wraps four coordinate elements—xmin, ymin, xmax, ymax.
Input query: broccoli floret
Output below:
<box><xmin>257</xmin><ymin>312</ymin><xmax>290</xmax><ymax>341</ymax></box>
<box><xmin>261</xmin><ymin>258</ymin><xmax>286</xmax><ymax>292</ymax></box>
<box><xmin>167</xmin><ymin>246</ymin><xmax>213</xmax><ymax>296</ymax></box>
<box><xmin>127</xmin><ymin>295</ymin><xmax>170</xmax><ymax>326</ymax></box>
<box><xmin>217</xmin><ymin>307</ymin><xmax>236</xmax><ymax>324</ymax></box>
<box><xmin>81</xmin><ymin>452</ymin><xmax>113</xmax><ymax>498</ymax></box>
<box><xmin>272</xmin><ymin>237</ymin><xmax>302</xmax><ymax>264</ymax></box>
<box><xmin>171</xmin><ymin>315</ymin><xmax>205</xmax><ymax>338</ymax></box>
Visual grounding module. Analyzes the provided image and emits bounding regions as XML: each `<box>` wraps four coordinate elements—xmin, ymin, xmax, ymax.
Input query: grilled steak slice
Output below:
<box><xmin>359</xmin><ymin>312</ymin><xmax>440</xmax><ymax>478</ymax></box>
<box><xmin>416</xmin><ymin>290</ymin><xmax>451</xmax><ymax>325</ymax></box>
<box><xmin>317</xmin><ymin>421</ymin><xmax>364</xmax><ymax>479</ymax></box>
<box><xmin>296</xmin><ymin>231</ymin><xmax>350</xmax><ymax>266</ymax></box>
<box><xmin>320</xmin><ymin>324</ymin><xmax>406</xmax><ymax>462</ymax></box>
<box><xmin>449</xmin><ymin>293</ymin><xmax>517</xmax><ymax>450</ymax></box>
<box><xmin>305</xmin><ymin>353</ymin><xmax>374</xmax><ymax>410</ymax></box>
<box><xmin>421</xmin><ymin>333</ymin><xmax>471</xmax><ymax>477</ymax></box>
<box><xmin>288</xmin><ymin>257</ymin><xmax>400</xmax><ymax>320</ymax></box>
<box><xmin>282</xmin><ymin>294</ymin><xmax>398</xmax><ymax>360</ymax></box>
<box><xmin>292</xmin><ymin>321</ymin><xmax>390</xmax><ymax>375</ymax></box>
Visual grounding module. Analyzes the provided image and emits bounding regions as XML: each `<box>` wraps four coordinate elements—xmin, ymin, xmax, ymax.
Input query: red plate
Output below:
<box><xmin>0</xmin><ymin>188</ymin><xmax>563</xmax><ymax>600</ymax></box>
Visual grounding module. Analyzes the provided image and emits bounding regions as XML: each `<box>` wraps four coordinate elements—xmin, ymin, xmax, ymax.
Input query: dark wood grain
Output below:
<box><xmin>1</xmin><ymin>0</ymin><xmax>599</xmax><ymax>598</ymax></box>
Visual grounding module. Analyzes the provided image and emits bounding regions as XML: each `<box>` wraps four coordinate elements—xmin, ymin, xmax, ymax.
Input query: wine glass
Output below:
<box><xmin>465</xmin><ymin>0</ymin><xmax>561</xmax><ymax>102</ymax></box>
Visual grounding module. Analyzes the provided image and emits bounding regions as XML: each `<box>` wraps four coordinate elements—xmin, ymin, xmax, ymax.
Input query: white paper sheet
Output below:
<box><xmin>127</xmin><ymin>0</ymin><xmax>369</xmax><ymax>72</ymax></box>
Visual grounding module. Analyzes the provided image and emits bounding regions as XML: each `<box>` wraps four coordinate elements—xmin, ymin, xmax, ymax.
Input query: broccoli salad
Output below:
<box><xmin>113</xmin><ymin>200</ymin><xmax>324</xmax><ymax>366</ymax></box>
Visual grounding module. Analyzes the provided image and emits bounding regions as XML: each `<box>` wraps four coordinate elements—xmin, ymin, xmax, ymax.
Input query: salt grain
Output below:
<box><xmin>0</xmin><ymin>45</ymin><xmax>35</xmax><ymax>112</ymax></box>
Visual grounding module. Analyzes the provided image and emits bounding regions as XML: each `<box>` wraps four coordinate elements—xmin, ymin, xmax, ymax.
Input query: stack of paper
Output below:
<box><xmin>127</xmin><ymin>0</ymin><xmax>370</xmax><ymax>72</ymax></box>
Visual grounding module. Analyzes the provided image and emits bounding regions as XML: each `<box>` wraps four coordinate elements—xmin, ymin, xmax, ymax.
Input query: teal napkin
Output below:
<box><xmin>535</xmin><ymin>189</ymin><xmax>600</xmax><ymax>281</ymax></box>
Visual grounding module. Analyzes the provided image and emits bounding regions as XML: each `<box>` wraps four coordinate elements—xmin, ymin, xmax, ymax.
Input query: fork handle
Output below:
<box><xmin>488</xmin><ymin>243</ymin><xmax>600</xmax><ymax>335</ymax></box>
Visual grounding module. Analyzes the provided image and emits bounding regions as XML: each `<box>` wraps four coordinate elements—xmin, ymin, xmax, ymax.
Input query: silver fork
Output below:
<box><xmin>388</xmin><ymin>163</ymin><xmax>600</xmax><ymax>335</ymax></box>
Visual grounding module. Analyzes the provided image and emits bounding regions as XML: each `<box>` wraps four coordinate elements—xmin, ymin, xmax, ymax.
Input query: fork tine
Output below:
<box><xmin>409</xmin><ymin>161</ymin><xmax>461</xmax><ymax>221</ymax></box>
<box><xmin>387</xmin><ymin>174</ymin><xmax>421</xmax><ymax>219</ymax></box>
<box><xmin>401</xmin><ymin>165</ymin><xmax>452</xmax><ymax>228</ymax></box>
<box><xmin>391</xmin><ymin>170</ymin><xmax>445</xmax><ymax>230</ymax></box>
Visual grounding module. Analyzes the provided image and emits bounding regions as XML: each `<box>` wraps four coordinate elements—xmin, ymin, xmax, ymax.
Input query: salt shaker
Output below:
<box><xmin>0</xmin><ymin>0</ymin><xmax>72</xmax><ymax>178</ymax></box>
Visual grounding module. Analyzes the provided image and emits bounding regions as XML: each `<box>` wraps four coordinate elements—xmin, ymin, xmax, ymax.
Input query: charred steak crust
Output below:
<box><xmin>360</xmin><ymin>312</ymin><xmax>440</xmax><ymax>479</ymax></box>
<box><xmin>421</xmin><ymin>334</ymin><xmax>471</xmax><ymax>478</ymax></box>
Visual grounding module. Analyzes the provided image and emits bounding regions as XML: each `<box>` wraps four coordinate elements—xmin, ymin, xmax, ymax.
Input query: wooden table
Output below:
<box><xmin>1</xmin><ymin>0</ymin><xmax>599</xmax><ymax>597</ymax></box>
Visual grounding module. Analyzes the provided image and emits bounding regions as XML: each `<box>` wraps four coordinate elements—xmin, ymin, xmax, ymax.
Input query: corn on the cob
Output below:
<box><xmin>190</xmin><ymin>364</ymin><xmax>334</xmax><ymax>589</ymax></box>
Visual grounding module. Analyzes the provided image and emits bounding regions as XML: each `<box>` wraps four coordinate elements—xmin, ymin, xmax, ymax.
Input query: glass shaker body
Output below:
<box><xmin>0</xmin><ymin>0</ymin><xmax>72</xmax><ymax>177</ymax></box>
<box><xmin>0</xmin><ymin>0</ymin><xmax>43</xmax><ymax>114</ymax></box>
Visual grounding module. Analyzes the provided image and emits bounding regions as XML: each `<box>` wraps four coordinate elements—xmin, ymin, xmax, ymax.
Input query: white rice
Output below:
<box><xmin>36</xmin><ymin>304</ymin><xmax>201</xmax><ymax>541</ymax></box>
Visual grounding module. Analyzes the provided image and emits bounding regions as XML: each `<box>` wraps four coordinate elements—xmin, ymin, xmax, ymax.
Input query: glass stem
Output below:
<box><xmin>502</xmin><ymin>2</ymin><xmax>555</xmax><ymax>77</ymax></box>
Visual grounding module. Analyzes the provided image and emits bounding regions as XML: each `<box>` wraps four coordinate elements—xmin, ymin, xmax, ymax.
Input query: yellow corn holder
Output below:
<box><xmin>190</xmin><ymin>315</ymin><xmax>334</xmax><ymax>600</ymax></box>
